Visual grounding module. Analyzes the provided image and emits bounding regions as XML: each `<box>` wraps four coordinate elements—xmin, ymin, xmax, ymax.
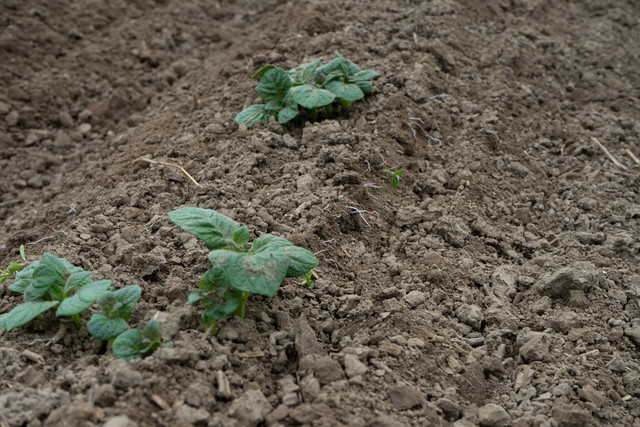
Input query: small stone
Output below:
<box><xmin>27</xmin><ymin>175</ymin><xmax>44</xmax><ymax>188</ymax></box>
<box><xmin>78</xmin><ymin>123</ymin><xmax>92</xmax><ymax>136</ymax></box>
<box><xmin>155</xmin><ymin>347</ymin><xmax>196</xmax><ymax>364</ymax></box>
<box><xmin>623</xmin><ymin>324</ymin><xmax>640</xmax><ymax>346</ymax></box>
<box><xmin>552</xmin><ymin>383</ymin><xmax>572</xmax><ymax>396</ymax></box>
<box><xmin>519</xmin><ymin>334</ymin><xmax>549</xmax><ymax>362</ymax></box>
<box><xmin>552</xmin><ymin>404</ymin><xmax>592</xmax><ymax>427</ymax></box>
<box><xmin>282</xmin><ymin>134</ymin><xmax>298</xmax><ymax>149</ymax></box>
<box><xmin>104</xmin><ymin>415</ymin><xmax>138</xmax><ymax>427</ymax></box>
<box><xmin>579</xmin><ymin>384</ymin><xmax>604</xmax><ymax>408</ymax></box>
<box><xmin>94</xmin><ymin>384</ymin><xmax>117</xmax><ymax>407</ymax></box>
<box><xmin>312</xmin><ymin>356</ymin><xmax>345</xmax><ymax>384</ymax></box>
<box><xmin>0</xmin><ymin>101</ymin><xmax>9</xmax><ymax>115</ymax></box>
<box><xmin>455</xmin><ymin>304</ymin><xmax>484</xmax><ymax>330</ymax></box>
<box><xmin>6</xmin><ymin>110</ymin><xmax>19</xmax><ymax>126</ymax></box>
<box><xmin>343</xmin><ymin>354</ymin><xmax>367</xmax><ymax>378</ymax></box>
<box><xmin>176</xmin><ymin>405</ymin><xmax>209</xmax><ymax>426</ymax></box>
<box><xmin>535</xmin><ymin>262</ymin><xmax>599</xmax><ymax>299</ymax></box>
<box><xmin>478</xmin><ymin>403</ymin><xmax>511</xmax><ymax>427</ymax></box>
<box><xmin>530</xmin><ymin>296</ymin><xmax>552</xmax><ymax>314</ymax></box>
<box><xmin>295</xmin><ymin>316</ymin><xmax>325</xmax><ymax>359</ymax></box>
<box><xmin>407</xmin><ymin>338</ymin><xmax>425</xmax><ymax>348</ymax></box>
<box><xmin>404</xmin><ymin>290</ymin><xmax>427</xmax><ymax>308</ymax></box>
<box><xmin>387</xmin><ymin>384</ymin><xmax>425</xmax><ymax>410</ymax></box>
<box><xmin>184</xmin><ymin>382</ymin><xmax>215</xmax><ymax>409</ymax></box>
<box><xmin>300</xmin><ymin>375</ymin><xmax>320</xmax><ymax>402</ymax></box>
<box><xmin>436</xmin><ymin>397</ymin><xmax>461</xmax><ymax>420</ymax></box>
<box><xmin>109</xmin><ymin>360</ymin><xmax>142</xmax><ymax>390</ymax></box>
<box><xmin>228</xmin><ymin>390</ymin><xmax>273</xmax><ymax>427</ymax></box>
<box><xmin>59</xmin><ymin>111</ymin><xmax>74</xmax><ymax>127</ymax></box>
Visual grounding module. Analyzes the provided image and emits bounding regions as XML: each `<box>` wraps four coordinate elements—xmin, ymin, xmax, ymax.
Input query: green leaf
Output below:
<box><xmin>140</xmin><ymin>319</ymin><xmax>163</xmax><ymax>355</ymax></box>
<box><xmin>4</xmin><ymin>301</ymin><xmax>59</xmax><ymax>331</ymax></box>
<box><xmin>277</xmin><ymin>91</ymin><xmax>299</xmax><ymax>124</ymax></box>
<box><xmin>208</xmin><ymin>248</ymin><xmax>288</xmax><ymax>297</ymax></box>
<box><xmin>169</xmin><ymin>208</ymin><xmax>244</xmax><ymax>251</ymax></box>
<box><xmin>325</xmin><ymin>81</ymin><xmax>364</xmax><ymax>102</ymax></box>
<box><xmin>208</xmin><ymin>234</ymin><xmax>318</xmax><ymax>297</ymax></box>
<box><xmin>8</xmin><ymin>261</ymin><xmax>38</xmax><ymax>294</ymax></box>
<box><xmin>112</xmin><ymin>329</ymin><xmax>144</xmax><ymax>361</ymax></box>
<box><xmin>257</xmin><ymin>67</ymin><xmax>292</xmax><ymax>102</ymax></box>
<box><xmin>280</xmin><ymin>246</ymin><xmax>319</xmax><ymax>277</ymax></box>
<box><xmin>97</xmin><ymin>285</ymin><xmax>141</xmax><ymax>320</ymax></box>
<box><xmin>235</xmin><ymin>104</ymin><xmax>273</xmax><ymax>127</ymax></box>
<box><xmin>341</xmin><ymin>60</ymin><xmax>360</xmax><ymax>76</ymax></box>
<box><xmin>0</xmin><ymin>313</ymin><xmax>6</xmax><ymax>330</ymax></box>
<box><xmin>199</xmin><ymin>265</ymin><xmax>230</xmax><ymax>291</ymax></box>
<box><xmin>353</xmin><ymin>70</ymin><xmax>379</xmax><ymax>81</ymax></box>
<box><xmin>252</xmin><ymin>65</ymin><xmax>276</xmax><ymax>79</ymax></box>
<box><xmin>355</xmin><ymin>81</ymin><xmax>373</xmax><ymax>94</ymax></box>
<box><xmin>290</xmin><ymin>84</ymin><xmax>335</xmax><ymax>109</ymax></box>
<box><xmin>316</xmin><ymin>52</ymin><xmax>345</xmax><ymax>76</ymax></box>
<box><xmin>188</xmin><ymin>289</ymin><xmax>205</xmax><ymax>305</ymax></box>
<box><xmin>6</xmin><ymin>263</ymin><xmax>25</xmax><ymax>274</ymax></box>
<box><xmin>264</xmin><ymin>101</ymin><xmax>282</xmax><ymax>113</ymax></box>
<box><xmin>289</xmin><ymin>58</ymin><xmax>322</xmax><ymax>84</ymax></box>
<box><xmin>233</xmin><ymin>226</ymin><xmax>250</xmax><ymax>247</ymax></box>
<box><xmin>278</xmin><ymin>107</ymin><xmax>298</xmax><ymax>124</ymax></box>
<box><xmin>22</xmin><ymin>254</ymin><xmax>92</xmax><ymax>302</ymax></box>
<box><xmin>24</xmin><ymin>254</ymin><xmax>66</xmax><ymax>301</ymax></box>
<box><xmin>87</xmin><ymin>313</ymin><xmax>129</xmax><ymax>341</ymax></box>
<box><xmin>56</xmin><ymin>280</ymin><xmax>111</xmax><ymax>317</ymax></box>
<box><xmin>202</xmin><ymin>298</ymin><xmax>241</xmax><ymax>324</ymax></box>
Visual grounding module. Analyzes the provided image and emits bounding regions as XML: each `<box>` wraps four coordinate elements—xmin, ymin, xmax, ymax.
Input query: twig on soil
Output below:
<box><xmin>429</xmin><ymin>136</ymin><xmax>442</xmax><ymax>147</ymax></box>
<box><xmin>135</xmin><ymin>157</ymin><xmax>203</xmax><ymax>187</ymax></box>
<box><xmin>407</xmin><ymin>123</ymin><xmax>418</xmax><ymax>143</ymax></box>
<box><xmin>591</xmin><ymin>137</ymin><xmax>627</xmax><ymax>170</ymax></box>
<box><xmin>485</xmin><ymin>129</ymin><xmax>501</xmax><ymax>143</ymax></box>
<box><xmin>25</xmin><ymin>236</ymin><xmax>55</xmax><ymax>246</ymax></box>
<box><xmin>364</xmin><ymin>160</ymin><xmax>372</xmax><ymax>173</ymax></box>
<box><xmin>364</xmin><ymin>182</ymin><xmax>380</xmax><ymax>199</ymax></box>
<box><xmin>375</xmin><ymin>148</ymin><xmax>390</xmax><ymax>168</ymax></box>
<box><xmin>68</xmin><ymin>205</ymin><xmax>78</xmax><ymax>214</ymax></box>
<box><xmin>625</xmin><ymin>148</ymin><xmax>640</xmax><ymax>166</ymax></box>
<box><xmin>28</xmin><ymin>338</ymin><xmax>51</xmax><ymax>346</ymax></box>
<box><xmin>345</xmin><ymin>205</ymin><xmax>380</xmax><ymax>228</ymax></box>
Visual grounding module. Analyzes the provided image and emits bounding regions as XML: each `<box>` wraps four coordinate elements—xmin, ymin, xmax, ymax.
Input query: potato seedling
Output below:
<box><xmin>0</xmin><ymin>245</ymin><xmax>27</xmax><ymax>284</ymax></box>
<box><xmin>111</xmin><ymin>319</ymin><xmax>172</xmax><ymax>361</ymax></box>
<box><xmin>385</xmin><ymin>166</ymin><xmax>404</xmax><ymax>189</ymax></box>
<box><xmin>236</xmin><ymin>52</ymin><xmax>378</xmax><ymax>127</ymax></box>
<box><xmin>169</xmin><ymin>207</ymin><xmax>318</xmax><ymax>335</ymax></box>
<box><xmin>87</xmin><ymin>285</ymin><xmax>142</xmax><ymax>341</ymax></box>
<box><xmin>0</xmin><ymin>253</ymin><xmax>112</xmax><ymax>331</ymax></box>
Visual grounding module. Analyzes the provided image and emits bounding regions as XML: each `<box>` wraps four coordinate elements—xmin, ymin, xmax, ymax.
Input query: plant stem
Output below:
<box><xmin>309</xmin><ymin>107</ymin><xmax>318</xmax><ymax>122</ymax></box>
<box><xmin>341</xmin><ymin>100</ymin><xmax>352</xmax><ymax>110</ymax></box>
<box><xmin>231</xmin><ymin>292</ymin><xmax>250</xmax><ymax>318</ymax></box>
<box><xmin>71</xmin><ymin>314</ymin><xmax>81</xmax><ymax>326</ymax></box>
<box><xmin>324</xmin><ymin>104</ymin><xmax>333</xmax><ymax>119</ymax></box>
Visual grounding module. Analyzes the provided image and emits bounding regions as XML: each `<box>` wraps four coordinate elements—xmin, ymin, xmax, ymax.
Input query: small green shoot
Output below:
<box><xmin>236</xmin><ymin>52</ymin><xmax>378</xmax><ymax>127</ymax></box>
<box><xmin>169</xmin><ymin>207</ymin><xmax>318</xmax><ymax>335</ymax></box>
<box><xmin>111</xmin><ymin>319</ymin><xmax>173</xmax><ymax>362</ymax></box>
<box><xmin>385</xmin><ymin>167</ymin><xmax>404</xmax><ymax>189</ymax></box>
<box><xmin>0</xmin><ymin>253</ymin><xmax>111</xmax><ymax>331</ymax></box>
<box><xmin>0</xmin><ymin>245</ymin><xmax>27</xmax><ymax>284</ymax></box>
<box><xmin>87</xmin><ymin>285</ymin><xmax>142</xmax><ymax>341</ymax></box>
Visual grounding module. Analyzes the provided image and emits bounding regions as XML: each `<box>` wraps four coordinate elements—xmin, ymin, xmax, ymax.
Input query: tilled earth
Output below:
<box><xmin>1</xmin><ymin>0</ymin><xmax>640</xmax><ymax>426</ymax></box>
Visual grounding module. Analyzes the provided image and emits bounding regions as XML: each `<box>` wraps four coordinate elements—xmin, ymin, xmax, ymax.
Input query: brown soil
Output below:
<box><xmin>1</xmin><ymin>0</ymin><xmax>640</xmax><ymax>425</ymax></box>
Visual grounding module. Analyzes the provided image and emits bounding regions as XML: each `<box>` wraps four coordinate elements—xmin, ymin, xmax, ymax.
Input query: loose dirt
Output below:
<box><xmin>1</xmin><ymin>0</ymin><xmax>640</xmax><ymax>426</ymax></box>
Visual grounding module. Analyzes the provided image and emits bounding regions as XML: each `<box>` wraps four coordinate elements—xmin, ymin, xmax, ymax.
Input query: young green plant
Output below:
<box><xmin>0</xmin><ymin>253</ymin><xmax>111</xmax><ymax>331</ymax></box>
<box><xmin>168</xmin><ymin>207</ymin><xmax>318</xmax><ymax>335</ymax></box>
<box><xmin>0</xmin><ymin>245</ymin><xmax>27</xmax><ymax>284</ymax></box>
<box><xmin>236</xmin><ymin>52</ymin><xmax>378</xmax><ymax>127</ymax></box>
<box><xmin>385</xmin><ymin>166</ymin><xmax>404</xmax><ymax>189</ymax></box>
<box><xmin>87</xmin><ymin>285</ymin><xmax>142</xmax><ymax>342</ymax></box>
<box><xmin>111</xmin><ymin>319</ymin><xmax>172</xmax><ymax>362</ymax></box>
